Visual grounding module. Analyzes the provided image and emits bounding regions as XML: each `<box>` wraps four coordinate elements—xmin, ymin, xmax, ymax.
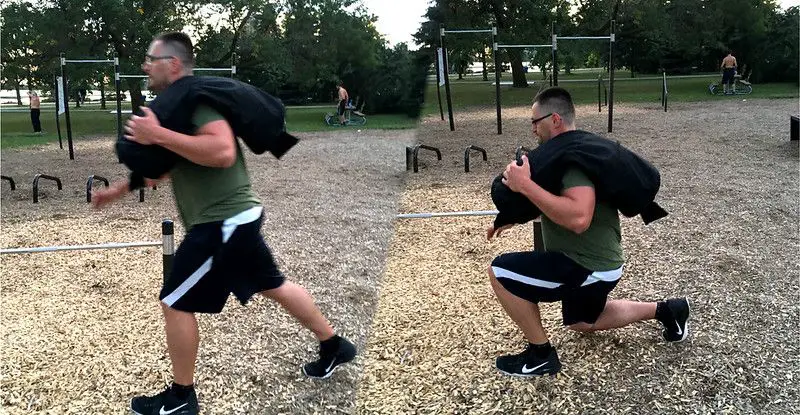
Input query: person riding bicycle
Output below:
<box><xmin>336</xmin><ymin>82</ymin><xmax>349</xmax><ymax>126</ymax></box>
<box><xmin>720</xmin><ymin>51</ymin><xmax>737</xmax><ymax>95</ymax></box>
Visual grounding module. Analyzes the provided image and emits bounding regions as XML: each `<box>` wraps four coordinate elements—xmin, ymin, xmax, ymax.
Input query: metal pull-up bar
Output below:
<box><xmin>63</xmin><ymin>59</ymin><xmax>116</xmax><ymax>64</ymax></box>
<box><xmin>551</xmin><ymin>20</ymin><xmax>616</xmax><ymax>133</ymax></box>
<box><xmin>495</xmin><ymin>44</ymin><xmax>552</xmax><ymax>49</ymax></box>
<box><xmin>195</xmin><ymin>67</ymin><xmax>237</xmax><ymax>74</ymax></box>
<box><xmin>557</xmin><ymin>36</ymin><xmax>612</xmax><ymax>41</ymax></box>
<box><xmin>439</xmin><ymin>26</ymin><xmax>497</xmax><ymax>132</ymax></box>
<box><xmin>442</xmin><ymin>28</ymin><xmax>497</xmax><ymax>35</ymax></box>
<box><xmin>492</xmin><ymin>43</ymin><xmax>554</xmax><ymax>135</ymax></box>
<box><xmin>59</xmin><ymin>54</ymin><xmax>122</xmax><ymax>160</ymax></box>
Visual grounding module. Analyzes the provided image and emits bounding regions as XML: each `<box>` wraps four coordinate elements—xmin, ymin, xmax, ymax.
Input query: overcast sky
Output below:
<box><xmin>361</xmin><ymin>0</ymin><xmax>430</xmax><ymax>49</ymax></box>
<box><xmin>360</xmin><ymin>0</ymin><xmax>799</xmax><ymax>50</ymax></box>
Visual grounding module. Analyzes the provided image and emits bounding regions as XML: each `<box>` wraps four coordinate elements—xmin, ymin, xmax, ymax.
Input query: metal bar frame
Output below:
<box><xmin>495</xmin><ymin>44</ymin><xmax>552</xmax><ymax>49</ymax></box>
<box><xmin>556</xmin><ymin>36</ymin><xmax>611</xmax><ymax>40</ymax></box>
<box><xmin>443</xmin><ymin>29</ymin><xmax>494</xmax><ymax>34</ymax></box>
<box><xmin>440</xmin><ymin>26</ymin><xmax>497</xmax><ymax>132</ymax></box>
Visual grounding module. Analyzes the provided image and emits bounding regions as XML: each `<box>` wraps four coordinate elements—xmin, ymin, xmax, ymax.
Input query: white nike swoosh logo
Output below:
<box><xmin>521</xmin><ymin>361</ymin><xmax>548</xmax><ymax>374</ymax></box>
<box><xmin>160</xmin><ymin>403</ymin><xmax>188</xmax><ymax>415</ymax></box>
<box><xmin>326</xmin><ymin>358</ymin><xmax>337</xmax><ymax>373</ymax></box>
<box><xmin>675</xmin><ymin>320</ymin><xmax>683</xmax><ymax>336</ymax></box>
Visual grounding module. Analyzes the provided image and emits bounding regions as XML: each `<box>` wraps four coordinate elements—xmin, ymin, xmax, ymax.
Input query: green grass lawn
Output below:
<box><xmin>423</xmin><ymin>72</ymin><xmax>799</xmax><ymax>115</ymax></box>
<box><xmin>1</xmin><ymin>105</ymin><xmax>418</xmax><ymax>149</ymax></box>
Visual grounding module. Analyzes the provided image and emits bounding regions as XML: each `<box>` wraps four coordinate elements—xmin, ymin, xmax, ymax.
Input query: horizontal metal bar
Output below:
<box><xmin>556</xmin><ymin>36</ymin><xmax>611</xmax><ymax>40</ymax></box>
<box><xmin>497</xmin><ymin>44</ymin><xmax>552</xmax><ymax>49</ymax></box>
<box><xmin>1</xmin><ymin>241</ymin><xmax>161</xmax><ymax>254</ymax></box>
<box><xmin>396</xmin><ymin>210</ymin><xmax>498</xmax><ymax>219</ymax></box>
<box><xmin>63</xmin><ymin>59</ymin><xmax>115</xmax><ymax>63</ymax></box>
<box><xmin>443</xmin><ymin>29</ymin><xmax>494</xmax><ymax>34</ymax></box>
<box><xmin>119</xmin><ymin>74</ymin><xmax>149</xmax><ymax>78</ymax></box>
<box><xmin>194</xmin><ymin>67</ymin><xmax>235</xmax><ymax>72</ymax></box>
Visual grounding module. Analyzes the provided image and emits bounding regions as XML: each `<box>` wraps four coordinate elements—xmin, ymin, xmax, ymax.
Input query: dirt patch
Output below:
<box><xmin>355</xmin><ymin>98</ymin><xmax>799</xmax><ymax>414</ymax></box>
<box><xmin>0</xmin><ymin>129</ymin><xmax>416</xmax><ymax>414</ymax></box>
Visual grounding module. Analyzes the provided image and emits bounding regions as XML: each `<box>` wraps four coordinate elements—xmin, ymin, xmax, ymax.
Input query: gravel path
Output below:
<box><xmin>1</xmin><ymin>129</ymin><xmax>416</xmax><ymax>414</ymax></box>
<box><xmin>354</xmin><ymin>99</ymin><xmax>799</xmax><ymax>414</ymax></box>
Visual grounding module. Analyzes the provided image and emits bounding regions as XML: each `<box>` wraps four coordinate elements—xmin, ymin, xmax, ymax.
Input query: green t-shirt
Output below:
<box><xmin>541</xmin><ymin>168</ymin><xmax>624</xmax><ymax>271</ymax></box>
<box><xmin>170</xmin><ymin>105</ymin><xmax>260</xmax><ymax>229</ymax></box>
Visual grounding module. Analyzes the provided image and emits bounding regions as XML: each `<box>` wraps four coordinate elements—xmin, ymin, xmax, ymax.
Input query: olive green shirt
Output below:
<box><xmin>170</xmin><ymin>105</ymin><xmax>260</xmax><ymax>229</ymax></box>
<box><xmin>541</xmin><ymin>168</ymin><xmax>624</xmax><ymax>271</ymax></box>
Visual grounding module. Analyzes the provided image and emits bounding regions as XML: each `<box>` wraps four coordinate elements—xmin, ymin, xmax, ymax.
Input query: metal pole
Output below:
<box><xmin>663</xmin><ymin>71</ymin><xmax>668</xmax><ymax>112</ymax></box>
<box><xmin>441</xmin><ymin>26</ymin><xmax>455</xmax><ymax>131</ymax></box>
<box><xmin>114</xmin><ymin>55</ymin><xmax>122</xmax><ymax>141</ymax></box>
<box><xmin>492</xmin><ymin>28</ymin><xmax>500</xmax><ymax>135</ymax></box>
<box><xmin>61</xmin><ymin>54</ymin><xmax>75</xmax><ymax>160</ymax></box>
<box><xmin>494</xmin><ymin>42</ymin><xmax>502</xmax><ymax>135</ymax></box>
<box><xmin>443</xmin><ymin>29</ymin><xmax>494</xmax><ymax>34</ymax></box>
<box><xmin>551</xmin><ymin>24</ymin><xmax>558</xmax><ymax>86</ymax></box>
<box><xmin>435</xmin><ymin>48</ymin><xmax>444</xmax><ymax>120</ymax></box>
<box><xmin>557</xmin><ymin>36</ymin><xmax>611</xmax><ymax>40</ymax></box>
<box><xmin>608</xmin><ymin>20</ymin><xmax>615</xmax><ymax>133</ymax></box>
<box><xmin>496</xmin><ymin>44</ymin><xmax>552</xmax><ymax>48</ymax></box>
<box><xmin>598</xmin><ymin>75</ymin><xmax>602</xmax><ymax>113</ymax></box>
<box><xmin>162</xmin><ymin>219</ymin><xmax>174</xmax><ymax>284</ymax></box>
<box><xmin>54</xmin><ymin>74</ymin><xmax>62</xmax><ymax>149</ymax></box>
<box><xmin>0</xmin><ymin>241</ymin><xmax>162</xmax><ymax>254</ymax></box>
<box><xmin>396</xmin><ymin>210</ymin><xmax>498</xmax><ymax>219</ymax></box>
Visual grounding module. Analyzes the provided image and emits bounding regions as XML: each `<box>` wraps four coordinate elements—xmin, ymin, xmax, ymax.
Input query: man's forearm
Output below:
<box><xmin>151</xmin><ymin>126</ymin><xmax>234</xmax><ymax>168</ymax></box>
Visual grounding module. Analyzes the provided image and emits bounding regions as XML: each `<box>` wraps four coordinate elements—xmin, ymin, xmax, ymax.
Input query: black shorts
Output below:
<box><xmin>491</xmin><ymin>251</ymin><xmax>623</xmax><ymax>325</ymax></box>
<box><xmin>337</xmin><ymin>100</ymin><xmax>347</xmax><ymax>116</ymax></box>
<box><xmin>722</xmin><ymin>68</ymin><xmax>736</xmax><ymax>84</ymax></box>
<box><xmin>160</xmin><ymin>206</ymin><xmax>285</xmax><ymax>314</ymax></box>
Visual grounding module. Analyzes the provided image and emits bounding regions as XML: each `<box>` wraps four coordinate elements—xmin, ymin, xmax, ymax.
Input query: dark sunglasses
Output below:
<box><xmin>531</xmin><ymin>113</ymin><xmax>554</xmax><ymax>125</ymax></box>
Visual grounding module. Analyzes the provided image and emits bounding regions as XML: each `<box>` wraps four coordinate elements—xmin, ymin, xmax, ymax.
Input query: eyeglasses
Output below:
<box><xmin>143</xmin><ymin>54</ymin><xmax>174</xmax><ymax>64</ymax></box>
<box><xmin>531</xmin><ymin>113</ymin><xmax>554</xmax><ymax>126</ymax></box>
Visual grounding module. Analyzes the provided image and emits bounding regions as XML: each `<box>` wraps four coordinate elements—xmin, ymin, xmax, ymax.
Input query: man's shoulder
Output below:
<box><xmin>191</xmin><ymin>104</ymin><xmax>225</xmax><ymax>128</ymax></box>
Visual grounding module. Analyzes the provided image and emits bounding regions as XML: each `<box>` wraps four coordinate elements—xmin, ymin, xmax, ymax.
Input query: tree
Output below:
<box><xmin>1</xmin><ymin>2</ymin><xmax>40</xmax><ymax>105</ymax></box>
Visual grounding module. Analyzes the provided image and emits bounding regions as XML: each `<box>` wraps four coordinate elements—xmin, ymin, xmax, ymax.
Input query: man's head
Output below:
<box><xmin>142</xmin><ymin>32</ymin><xmax>194</xmax><ymax>91</ymax></box>
<box><xmin>530</xmin><ymin>87</ymin><xmax>576</xmax><ymax>143</ymax></box>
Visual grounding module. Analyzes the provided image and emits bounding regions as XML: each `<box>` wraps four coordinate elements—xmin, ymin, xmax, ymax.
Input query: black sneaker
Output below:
<box><xmin>302</xmin><ymin>335</ymin><xmax>357</xmax><ymax>379</ymax></box>
<box><xmin>130</xmin><ymin>386</ymin><xmax>199</xmax><ymax>415</ymax></box>
<box><xmin>495</xmin><ymin>344</ymin><xmax>562</xmax><ymax>377</ymax></box>
<box><xmin>660</xmin><ymin>298</ymin><xmax>691</xmax><ymax>342</ymax></box>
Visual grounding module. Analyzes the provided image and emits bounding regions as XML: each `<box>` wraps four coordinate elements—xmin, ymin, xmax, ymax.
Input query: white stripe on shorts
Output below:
<box><xmin>221</xmin><ymin>206</ymin><xmax>263</xmax><ymax>243</ymax></box>
<box><xmin>581</xmin><ymin>266</ymin><xmax>624</xmax><ymax>286</ymax></box>
<box><xmin>162</xmin><ymin>206</ymin><xmax>264</xmax><ymax>306</ymax></box>
<box><xmin>492</xmin><ymin>266</ymin><xmax>563</xmax><ymax>289</ymax></box>
<box><xmin>162</xmin><ymin>257</ymin><xmax>213</xmax><ymax>306</ymax></box>
<box><xmin>492</xmin><ymin>264</ymin><xmax>624</xmax><ymax>289</ymax></box>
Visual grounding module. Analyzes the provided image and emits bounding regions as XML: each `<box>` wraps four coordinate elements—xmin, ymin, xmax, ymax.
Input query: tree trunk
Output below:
<box><xmin>482</xmin><ymin>50</ymin><xmax>488</xmax><ymax>81</ymax></box>
<box><xmin>508</xmin><ymin>49</ymin><xmax>528</xmax><ymax>88</ymax></box>
<box><xmin>15</xmin><ymin>81</ymin><xmax>22</xmax><ymax>106</ymax></box>
<box><xmin>100</xmin><ymin>82</ymin><xmax>106</xmax><ymax>109</ymax></box>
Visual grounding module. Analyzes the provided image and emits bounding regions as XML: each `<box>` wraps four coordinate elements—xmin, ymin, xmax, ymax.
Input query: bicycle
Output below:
<box><xmin>324</xmin><ymin>101</ymin><xmax>367</xmax><ymax>127</ymax></box>
<box><xmin>708</xmin><ymin>72</ymin><xmax>753</xmax><ymax>96</ymax></box>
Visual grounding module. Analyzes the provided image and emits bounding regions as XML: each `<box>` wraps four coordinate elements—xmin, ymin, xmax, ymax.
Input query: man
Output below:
<box><xmin>336</xmin><ymin>82</ymin><xmax>349</xmax><ymax>125</ymax></box>
<box><xmin>91</xmin><ymin>32</ymin><xmax>356</xmax><ymax>415</ymax></box>
<box><xmin>29</xmin><ymin>91</ymin><xmax>42</xmax><ymax>133</ymax></box>
<box><xmin>720</xmin><ymin>51</ymin><xmax>737</xmax><ymax>94</ymax></box>
<box><xmin>486</xmin><ymin>87</ymin><xmax>690</xmax><ymax>377</ymax></box>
